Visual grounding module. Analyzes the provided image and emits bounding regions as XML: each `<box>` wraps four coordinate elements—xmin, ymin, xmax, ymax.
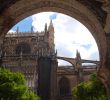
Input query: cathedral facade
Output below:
<box><xmin>2</xmin><ymin>20</ymin><xmax>55</xmax><ymax>92</ymax></box>
<box><xmin>1</xmin><ymin>21</ymin><xmax>97</xmax><ymax>100</ymax></box>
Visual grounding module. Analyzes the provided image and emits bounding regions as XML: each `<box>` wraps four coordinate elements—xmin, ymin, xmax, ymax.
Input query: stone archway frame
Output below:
<box><xmin>0</xmin><ymin>0</ymin><xmax>106</xmax><ymax>68</ymax></box>
<box><xmin>58</xmin><ymin>76</ymin><xmax>71</xmax><ymax>96</ymax></box>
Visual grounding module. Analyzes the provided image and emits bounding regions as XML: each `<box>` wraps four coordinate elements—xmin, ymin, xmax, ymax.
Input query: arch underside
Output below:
<box><xmin>0</xmin><ymin>0</ymin><xmax>106</xmax><ymax>68</ymax></box>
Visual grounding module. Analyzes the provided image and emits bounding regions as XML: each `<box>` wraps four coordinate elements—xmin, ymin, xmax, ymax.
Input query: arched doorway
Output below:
<box><xmin>58</xmin><ymin>76</ymin><xmax>72</xmax><ymax>100</ymax></box>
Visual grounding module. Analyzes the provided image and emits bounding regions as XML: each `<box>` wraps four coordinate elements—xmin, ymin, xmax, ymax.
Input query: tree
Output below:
<box><xmin>72</xmin><ymin>73</ymin><xmax>107</xmax><ymax>100</ymax></box>
<box><xmin>0</xmin><ymin>68</ymin><xmax>40</xmax><ymax>100</ymax></box>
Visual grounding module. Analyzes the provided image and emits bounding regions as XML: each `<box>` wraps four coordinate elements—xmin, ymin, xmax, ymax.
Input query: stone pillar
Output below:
<box><xmin>98</xmin><ymin>5</ymin><xmax>110</xmax><ymax>99</ymax></box>
<box><xmin>37</xmin><ymin>57</ymin><xmax>51</xmax><ymax>100</ymax></box>
<box><xmin>99</xmin><ymin>65</ymin><xmax>110</xmax><ymax>100</ymax></box>
<box><xmin>37</xmin><ymin>57</ymin><xmax>57</xmax><ymax>100</ymax></box>
<box><xmin>98</xmin><ymin>33</ymin><xmax>110</xmax><ymax>100</ymax></box>
<box><xmin>50</xmin><ymin>58</ymin><xmax>57</xmax><ymax>100</ymax></box>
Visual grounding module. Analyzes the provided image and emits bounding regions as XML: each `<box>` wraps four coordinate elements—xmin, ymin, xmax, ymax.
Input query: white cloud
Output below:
<box><xmin>8</xmin><ymin>29</ymin><xmax>16</xmax><ymax>33</ymax></box>
<box><xmin>32</xmin><ymin>12</ymin><xmax>55</xmax><ymax>32</ymax></box>
<box><xmin>32</xmin><ymin>12</ymin><xmax>99</xmax><ymax>65</ymax></box>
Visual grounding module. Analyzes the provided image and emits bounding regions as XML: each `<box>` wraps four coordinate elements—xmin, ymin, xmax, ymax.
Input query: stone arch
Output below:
<box><xmin>0</xmin><ymin>0</ymin><xmax>106</xmax><ymax>68</ymax></box>
<box><xmin>58</xmin><ymin>76</ymin><xmax>71</xmax><ymax>96</ymax></box>
<box><xmin>57</xmin><ymin>57</ymin><xmax>75</xmax><ymax>68</ymax></box>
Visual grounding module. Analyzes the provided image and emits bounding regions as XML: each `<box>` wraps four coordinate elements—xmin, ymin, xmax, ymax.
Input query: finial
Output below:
<box><xmin>76</xmin><ymin>49</ymin><xmax>81</xmax><ymax>60</ymax></box>
<box><xmin>48</xmin><ymin>19</ymin><xmax>54</xmax><ymax>33</ymax></box>
<box><xmin>31</xmin><ymin>26</ymin><xmax>34</xmax><ymax>33</ymax></box>
<box><xmin>76</xmin><ymin>49</ymin><xmax>79</xmax><ymax>56</ymax></box>
<box><xmin>45</xmin><ymin>23</ymin><xmax>47</xmax><ymax>32</ymax></box>
<box><xmin>55</xmin><ymin>49</ymin><xmax>57</xmax><ymax>56</ymax></box>
<box><xmin>16</xmin><ymin>27</ymin><xmax>19</xmax><ymax>33</ymax></box>
<box><xmin>50</xmin><ymin>19</ymin><xmax>53</xmax><ymax>26</ymax></box>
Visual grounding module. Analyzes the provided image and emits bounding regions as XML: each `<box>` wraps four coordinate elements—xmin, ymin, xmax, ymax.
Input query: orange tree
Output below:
<box><xmin>0</xmin><ymin>68</ymin><xmax>40</xmax><ymax>100</ymax></box>
<box><xmin>72</xmin><ymin>73</ymin><xmax>107</xmax><ymax>100</ymax></box>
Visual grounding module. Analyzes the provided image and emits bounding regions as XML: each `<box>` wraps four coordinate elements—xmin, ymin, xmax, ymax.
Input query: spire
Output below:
<box><xmin>31</xmin><ymin>26</ymin><xmax>34</xmax><ymax>33</ymax></box>
<box><xmin>76</xmin><ymin>50</ymin><xmax>79</xmax><ymax>57</ymax></box>
<box><xmin>50</xmin><ymin>20</ymin><xmax>53</xmax><ymax>27</ymax></box>
<box><xmin>48</xmin><ymin>20</ymin><xmax>54</xmax><ymax>33</ymax></box>
<box><xmin>55</xmin><ymin>49</ymin><xmax>57</xmax><ymax>56</ymax></box>
<box><xmin>47</xmin><ymin>20</ymin><xmax>55</xmax><ymax>55</ymax></box>
<box><xmin>16</xmin><ymin>27</ymin><xmax>19</xmax><ymax>33</ymax></box>
<box><xmin>76</xmin><ymin>50</ymin><xmax>81</xmax><ymax>60</ymax></box>
<box><xmin>75</xmin><ymin>50</ymin><xmax>82</xmax><ymax>70</ymax></box>
<box><xmin>45</xmin><ymin>23</ymin><xmax>47</xmax><ymax>32</ymax></box>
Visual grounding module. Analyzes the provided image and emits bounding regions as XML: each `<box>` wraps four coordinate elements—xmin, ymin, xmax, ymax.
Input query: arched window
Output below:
<box><xmin>15</xmin><ymin>42</ymin><xmax>31</xmax><ymax>55</ymax></box>
<box><xmin>59</xmin><ymin>76</ymin><xmax>71</xmax><ymax>96</ymax></box>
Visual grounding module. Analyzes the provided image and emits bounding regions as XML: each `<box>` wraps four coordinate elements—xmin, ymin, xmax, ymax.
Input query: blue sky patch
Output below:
<box><xmin>49</xmin><ymin>13</ymin><xmax>57</xmax><ymax>20</ymax></box>
<box><xmin>81</xmin><ymin>44</ymin><xmax>92</xmax><ymax>50</ymax></box>
<box><xmin>12</xmin><ymin>16</ymin><xmax>33</xmax><ymax>32</ymax></box>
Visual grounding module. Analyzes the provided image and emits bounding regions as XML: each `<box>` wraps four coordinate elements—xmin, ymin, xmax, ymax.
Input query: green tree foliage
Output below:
<box><xmin>72</xmin><ymin>73</ymin><xmax>107</xmax><ymax>100</ymax></box>
<box><xmin>0</xmin><ymin>68</ymin><xmax>40</xmax><ymax>100</ymax></box>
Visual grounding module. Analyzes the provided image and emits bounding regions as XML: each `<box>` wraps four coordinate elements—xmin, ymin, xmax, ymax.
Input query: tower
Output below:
<box><xmin>16</xmin><ymin>27</ymin><xmax>19</xmax><ymax>33</ymax></box>
<box><xmin>75</xmin><ymin>50</ymin><xmax>83</xmax><ymax>83</ymax></box>
<box><xmin>30</xmin><ymin>26</ymin><xmax>34</xmax><ymax>33</ymax></box>
<box><xmin>76</xmin><ymin>50</ymin><xmax>82</xmax><ymax>69</ymax></box>
<box><xmin>37</xmin><ymin>20</ymin><xmax>57</xmax><ymax>100</ymax></box>
<box><xmin>48</xmin><ymin>20</ymin><xmax>55</xmax><ymax>55</ymax></box>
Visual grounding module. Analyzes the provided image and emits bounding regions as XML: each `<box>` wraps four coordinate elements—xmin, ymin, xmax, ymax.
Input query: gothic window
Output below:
<box><xmin>15</xmin><ymin>42</ymin><xmax>31</xmax><ymax>55</ymax></box>
<box><xmin>59</xmin><ymin>76</ymin><xmax>71</xmax><ymax>96</ymax></box>
<box><xmin>31</xmin><ymin>37</ymin><xmax>36</xmax><ymax>42</ymax></box>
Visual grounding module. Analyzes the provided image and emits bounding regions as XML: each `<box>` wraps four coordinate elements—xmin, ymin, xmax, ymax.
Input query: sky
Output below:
<box><xmin>9</xmin><ymin>12</ymin><xmax>99</xmax><ymax>65</ymax></box>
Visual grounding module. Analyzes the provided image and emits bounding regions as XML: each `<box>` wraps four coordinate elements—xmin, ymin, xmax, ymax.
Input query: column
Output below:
<box><xmin>50</xmin><ymin>58</ymin><xmax>58</xmax><ymax>100</ymax></box>
<box><xmin>37</xmin><ymin>57</ymin><xmax>52</xmax><ymax>100</ymax></box>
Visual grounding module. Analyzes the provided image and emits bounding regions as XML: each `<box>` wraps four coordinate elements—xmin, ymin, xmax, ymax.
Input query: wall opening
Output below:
<box><xmin>8</xmin><ymin>12</ymin><xmax>99</xmax><ymax>62</ymax></box>
<box><xmin>2</xmin><ymin>11</ymin><xmax>100</xmax><ymax>99</ymax></box>
<box><xmin>58</xmin><ymin>76</ymin><xmax>71</xmax><ymax>96</ymax></box>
